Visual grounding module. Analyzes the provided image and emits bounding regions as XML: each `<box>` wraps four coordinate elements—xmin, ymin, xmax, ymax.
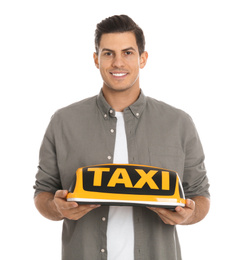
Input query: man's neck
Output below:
<box><xmin>102</xmin><ymin>86</ymin><xmax>141</xmax><ymax>112</ymax></box>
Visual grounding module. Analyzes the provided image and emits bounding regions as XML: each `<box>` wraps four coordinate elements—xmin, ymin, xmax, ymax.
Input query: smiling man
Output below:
<box><xmin>34</xmin><ymin>15</ymin><xmax>210</xmax><ymax>260</ymax></box>
<box><xmin>94</xmin><ymin>31</ymin><xmax>148</xmax><ymax>111</ymax></box>
<box><xmin>94</xmin><ymin>32</ymin><xmax>147</xmax><ymax>90</ymax></box>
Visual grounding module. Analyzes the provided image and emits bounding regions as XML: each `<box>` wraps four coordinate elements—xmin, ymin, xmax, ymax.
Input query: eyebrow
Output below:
<box><xmin>101</xmin><ymin>47</ymin><xmax>137</xmax><ymax>53</ymax></box>
<box><xmin>122</xmin><ymin>47</ymin><xmax>137</xmax><ymax>52</ymax></box>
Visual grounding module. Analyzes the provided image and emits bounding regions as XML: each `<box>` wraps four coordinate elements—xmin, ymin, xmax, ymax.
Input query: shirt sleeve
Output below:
<box><xmin>33</xmin><ymin>113</ymin><xmax>62</xmax><ymax>197</ymax></box>
<box><xmin>182</xmin><ymin>115</ymin><xmax>210</xmax><ymax>199</ymax></box>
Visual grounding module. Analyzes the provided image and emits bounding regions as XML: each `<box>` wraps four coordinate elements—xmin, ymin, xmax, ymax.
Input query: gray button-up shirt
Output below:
<box><xmin>34</xmin><ymin>90</ymin><xmax>210</xmax><ymax>260</ymax></box>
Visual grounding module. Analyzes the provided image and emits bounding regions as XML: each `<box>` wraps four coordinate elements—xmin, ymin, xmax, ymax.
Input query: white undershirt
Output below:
<box><xmin>106</xmin><ymin>112</ymin><xmax>134</xmax><ymax>260</ymax></box>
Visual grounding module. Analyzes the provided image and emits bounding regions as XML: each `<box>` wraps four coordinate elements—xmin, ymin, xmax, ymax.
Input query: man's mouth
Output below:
<box><xmin>110</xmin><ymin>72</ymin><xmax>128</xmax><ymax>78</ymax></box>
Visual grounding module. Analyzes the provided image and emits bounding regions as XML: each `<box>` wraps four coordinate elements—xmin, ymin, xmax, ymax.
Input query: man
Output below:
<box><xmin>34</xmin><ymin>15</ymin><xmax>210</xmax><ymax>260</ymax></box>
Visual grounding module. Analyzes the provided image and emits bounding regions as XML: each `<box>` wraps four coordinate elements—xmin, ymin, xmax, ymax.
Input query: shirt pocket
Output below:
<box><xmin>149</xmin><ymin>146</ymin><xmax>185</xmax><ymax>180</ymax></box>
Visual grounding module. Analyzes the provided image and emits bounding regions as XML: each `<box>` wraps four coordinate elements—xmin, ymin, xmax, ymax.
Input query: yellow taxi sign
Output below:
<box><xmin>67</xmin><ymin>164</ymin><xmax>186</xmax><ymax>209</ymax></box>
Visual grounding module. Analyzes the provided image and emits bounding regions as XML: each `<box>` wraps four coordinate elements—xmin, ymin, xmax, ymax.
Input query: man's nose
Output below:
<box><xmin>112</xmin><ymin>54</ymin><xmax>125</xmax><ymax>68</ymax></box>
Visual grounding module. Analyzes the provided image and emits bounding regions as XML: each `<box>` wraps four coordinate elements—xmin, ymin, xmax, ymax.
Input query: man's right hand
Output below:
<box><xmin>54</xmin><ymin>190</ymin><xmax>101</xmax><ymax>220</ymax></box>
<box><xmin>34</xmin><ymin>190</ymin><xmax>100</xmax><ymax>221</ymax></box>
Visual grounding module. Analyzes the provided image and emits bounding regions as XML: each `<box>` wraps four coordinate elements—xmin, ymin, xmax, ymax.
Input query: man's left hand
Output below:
<box><xmin>147</xmin><ymin>199</ymin><xmax>195</xmax><ymax>225</ymax></box>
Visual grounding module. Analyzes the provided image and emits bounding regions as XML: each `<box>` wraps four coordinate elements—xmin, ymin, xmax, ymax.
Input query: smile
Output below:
<box><xmin>110</xmin><ymin>72</ymin><xmax>128</xmax><ymax>77</ymax></box>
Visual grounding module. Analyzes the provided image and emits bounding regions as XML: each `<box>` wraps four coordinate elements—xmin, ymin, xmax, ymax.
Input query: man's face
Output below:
<box><xmin>94</xmin><ymin>32</ymin><xmax>148</xmax><ymax>92</ymax></box>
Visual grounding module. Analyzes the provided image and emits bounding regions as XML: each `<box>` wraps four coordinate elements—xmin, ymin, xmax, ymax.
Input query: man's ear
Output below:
<box><xmin>93</xmin><ymin>52</ymin><xmax>99</xmax><ymax>69</ymax></box>
<box><xmin>140</xmin><ymin>51</ymin><xmax>148</xmax><ymax>69</ymax></box>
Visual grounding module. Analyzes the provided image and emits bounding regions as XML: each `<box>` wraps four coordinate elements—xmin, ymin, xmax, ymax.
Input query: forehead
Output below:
<box><xmin>99</xmin><ymin>32</ymin><xmax>138</xmax><ymax>51</ymax></box>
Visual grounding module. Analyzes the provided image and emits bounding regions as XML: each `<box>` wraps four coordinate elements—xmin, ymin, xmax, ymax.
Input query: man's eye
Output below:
<box><xmin>104</xmin><ymin>52</ymin><xmax>112</xmax><ymax>56</ymax></box>
<box><xmin>125</xmin><ymin>51</ymin><xmax>132</xmax><ymax>55</ymax></box>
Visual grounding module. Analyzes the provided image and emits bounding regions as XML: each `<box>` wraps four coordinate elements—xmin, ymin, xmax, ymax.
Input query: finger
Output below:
<box><xmin>61</xmin><ymin>201</ymin><xmax>79</xmax><ymax>210</ymax></box>
<box><xmin>173</xmin><ymin>200</ymin><xmax>194</xmax><ymax>217</ymax></box>
<box><xmin>158</xmin><ymin>215</ymin><xmax>176</xmax><ymax>225</ymax></box>
<box><xmin>74</xmin><ymin>205</ymin><xmax>100</xmax><ymax>215</ymax></box>
<box><xmin>54</xmin><ymin>190</ymin><xmax>78</xmax><ymax>209</ymax></box>
<box><xmin>174</xmin><ymin>206</ymin><xmax>186</xmax><ymax>215</ymax></box>
<box><xmin>67</xmin><ymin>204</ymin><xmax>101</xmax><ymax>220</ymax></box>
<box><xmin>185</xmin><ymin>199</ymin><xmax>195</xmax><ymax>210</ymax></box>
<box><xmin>66</xmin><ymin>204</ymin><xmax>100</xmax><ymax>214</ymax></box>
<box><xmin>149</xmin><ymin>207</ymin><xmax>172</xmax><ymax>218</ymax></box>
<box><xmin>58</xmin><ymin>200</ymin><xmax>79</xmax><ymax>210</ymax></box>
<box><xmin>148</xmin><ymin>207</ymin><xmax>176</xmax><ymax>225</ymax></box>
<box><xmin>149</xmin><ymin>207</ymin><xmax>185</xmax><ymax>225</ymax></box>
<box><xmin>55</xmin><ymin>190</ymin><xmax>68</xmax><ymax>199</ymax></box>
<box><xmin>72</xmin><ymin>204</ymin><xmax>100</xmax><ymax>212</ymax></box>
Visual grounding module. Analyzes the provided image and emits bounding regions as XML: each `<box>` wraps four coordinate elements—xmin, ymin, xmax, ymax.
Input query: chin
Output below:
<box><xmin>105</xmin><ymin>84</ymin><xmax>134</xmax><ymax>92</ymax></box>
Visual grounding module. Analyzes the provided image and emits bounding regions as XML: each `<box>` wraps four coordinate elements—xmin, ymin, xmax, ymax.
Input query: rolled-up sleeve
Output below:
<box><xmin>182</xmin><ymin>116</ymin><xmax>210</xmax><ymax>199</ymax></box>
<box><xmin>34</xmin><ymin>114</ymin><xmax>62</xmax><ymax>197</ymax></box>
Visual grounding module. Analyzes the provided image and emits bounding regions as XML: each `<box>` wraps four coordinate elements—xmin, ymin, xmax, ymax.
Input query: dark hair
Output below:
<box><xmin>95</xmin><ymin>15</ymin><xmax>145</xmax><ymax>56</ymax></box>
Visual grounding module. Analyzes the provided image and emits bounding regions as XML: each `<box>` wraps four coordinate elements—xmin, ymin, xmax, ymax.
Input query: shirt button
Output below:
<box><xmin>136</xmin><ymin>112</ymin><xmax>140</xmax><ymax>117</ymax></box>
<box><xmin>101</xmin><ymin>249</ymin><xmax>105</xmax><ymax>253</ymax></box>
<box><xmin>110</xmin><ymin>129</ymin><xmax>115</xmax><ymax>133</ymax></box>
<box><xmin>107</xmin><ymin>156</ymin><xmax>112</xmax><ymax>160</ymax></box>
<box><xmin>102</xmin><ymin>217</ymin><xmax>106</xmax><ymax>221</ymax></box>
<box><xmin>109</xmin><ymin>109</ymin><xmax>113</xmax><ymax>114</ymax></box>
<box><xmin>104</xmin><ymin>114</ymin><xmax>107</xmax><ymax>118</ymax></box>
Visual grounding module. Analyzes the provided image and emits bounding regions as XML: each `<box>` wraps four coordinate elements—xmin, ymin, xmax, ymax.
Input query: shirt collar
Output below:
<box><xmin>127</xmin><ymin>89</ymin><xmax>146</xmax><ymax>118</ymax></box>
<box><xmin>96</xmin><ymin>89</ymin><xmax>146</xmax><ymax>119</ymax></box>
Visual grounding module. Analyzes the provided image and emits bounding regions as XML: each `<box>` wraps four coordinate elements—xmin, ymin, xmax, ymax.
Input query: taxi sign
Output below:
<box><xmin>67</xmin><ymin>164</ymin><xmax>186</xmax><ymax>208</ymax></box>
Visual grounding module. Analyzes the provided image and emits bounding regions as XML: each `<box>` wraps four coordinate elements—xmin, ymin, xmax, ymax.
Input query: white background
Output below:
<box><xmin>1</xmin><ymin>0</ymin><xmax>240</xmax><ymax>259</ymax></box>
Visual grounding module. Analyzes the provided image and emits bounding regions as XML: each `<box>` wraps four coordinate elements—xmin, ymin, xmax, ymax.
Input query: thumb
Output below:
<box><xmin>55</xmin><ymin>190</ymin><xmax>68</xmax><ymax>199</ymax></box>
<box><xmin>185</xmin><ymin>199</ymin><xmax>195</xmax><ymax>210</ymax></box>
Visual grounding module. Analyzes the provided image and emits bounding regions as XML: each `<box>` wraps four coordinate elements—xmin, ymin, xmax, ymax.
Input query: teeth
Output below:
<box><xmin>112</xmin><ymin>73</ymin><xmax>127</xmax><ymax>77</ymax></box>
